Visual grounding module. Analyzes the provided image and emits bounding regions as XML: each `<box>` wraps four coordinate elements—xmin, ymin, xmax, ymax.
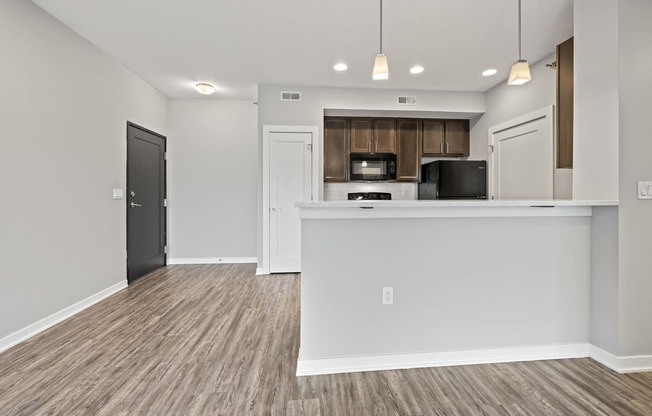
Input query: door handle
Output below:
<box><xmin>271</xmin><ymin>207</ymin><xmax>278</xmax><ymax>212</ymax></box>
<box><xmin>130</xmin><ymin>202</ymin><xmax>142</xmax><ymax>208</ymax></box>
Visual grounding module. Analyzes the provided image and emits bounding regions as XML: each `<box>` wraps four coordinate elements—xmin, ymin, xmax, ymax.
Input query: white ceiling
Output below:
<box><xmin>31</xmin><ymin>0</ymin><xmax>573</xmax><ymax>101</ymax></box>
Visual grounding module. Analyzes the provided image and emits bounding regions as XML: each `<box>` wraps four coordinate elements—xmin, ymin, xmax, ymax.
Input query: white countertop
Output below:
<box><xmin>297</xmin><ymin>199</ymin><xmax>618</xmax><ymax>208</ymax></box>
<box><xmin>296</xmin><ymin>200</ymin><xmax>619</xmax><ymax>219</ymax></box>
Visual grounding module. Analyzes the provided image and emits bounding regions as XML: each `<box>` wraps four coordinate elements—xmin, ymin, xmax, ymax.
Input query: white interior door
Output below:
<box><xmin>489</xmin><ymin>107</ymin><xmax>554</xmax><ymax>200</ymax></box>
<box><xmin>269</xmin><ymin>132</ymin><xmax>312</xmax><ymax>273</ymax></box>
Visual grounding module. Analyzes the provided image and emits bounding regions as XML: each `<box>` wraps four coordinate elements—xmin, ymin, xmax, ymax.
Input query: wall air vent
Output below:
<box><xmin>397</xmin><ymin>96</ymin><xmax>417</xmax><ymax>105</ymax></box>
<box><xmin>281</xmin><ymin>91</ymin><xmax>302</xmax><ymax>101</ymax></box>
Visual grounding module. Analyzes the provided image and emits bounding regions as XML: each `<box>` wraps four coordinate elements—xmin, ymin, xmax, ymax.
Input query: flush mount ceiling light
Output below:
<box><xmin>508</xmin><ymin>0</ymin><xmax>531</xmax><ymax>85</ymax></box>
<box><xmin>334</xmin><ymin>63</ymin><xmax>348</xmax><ymax>71</ymax></box>
<box><xmin>482</xmin><ymin>69</ymin><xmax>498</xmax><ymax>77</ymax></box>
<box><xmin>372</xmin><ymin>0</ymin><xmax>389</xmax><ymax>80</ymax></box>
<box><xmin>410</xmin><ymin>65</ymin><xmax>424</xmax><ymax>74</ymax></box>
<box><xmin>194</xmin><ymin>82</ymin><xmax>216</xmax><ymax>95</ymax></box>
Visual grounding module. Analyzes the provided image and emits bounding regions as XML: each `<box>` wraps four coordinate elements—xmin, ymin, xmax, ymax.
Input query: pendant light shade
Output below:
<box><xmin>373</xmin><ymin>53</ymin><xmax>389</xmax><ymax>80</ymax></box>
<box><xmin>508</xmin><ymin>60</ymin><xmax>531</xmax><ymax>85</ymax></box>
<box><xmin>508</xmin><ymin>0</ymin><xmax>531</xmax><ymax>85</ymax></box>
<box><xmin>372</xmin><ymin>0</ymin><xmax>388</xmax><ymax>80</ymax></box>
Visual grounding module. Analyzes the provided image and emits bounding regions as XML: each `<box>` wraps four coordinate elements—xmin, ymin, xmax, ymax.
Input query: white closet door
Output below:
<box><xmin>490</xmin><ymin>108</ymin><xmax>554</xmax><ymax>200</ymax></box>
<box><xmin>269</xmin><ymin>132</ymin><xmax>312</xmax><ymax>273</ymax></box>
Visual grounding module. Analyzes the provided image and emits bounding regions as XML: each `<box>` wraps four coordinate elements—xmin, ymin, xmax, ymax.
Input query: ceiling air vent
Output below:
<box><xmin>397</xmin><ymin>96</ymin><xmax>417</xmax><ymax>105</ymax></box>
<box><xmin>281</xmin><ymin>91</ymin><xmax>302</xmax><ymax>101</ymax></box>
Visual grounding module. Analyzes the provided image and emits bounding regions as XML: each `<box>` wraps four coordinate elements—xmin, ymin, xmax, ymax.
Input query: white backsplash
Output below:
<box><xmin>324</xmin><ymin>182</ymin><xmax>418</xmax><ymax>201</ymax></box>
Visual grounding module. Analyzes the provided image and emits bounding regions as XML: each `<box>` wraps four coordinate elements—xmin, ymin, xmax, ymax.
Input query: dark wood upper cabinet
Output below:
<box><xmin>557</xmin><ymin>37</ymin><xmax>574</xmax><ymax>168</ymax></box>
<box><xmin>350</xmin><ymin>118</ymin><xmax>373</xmax><ymax>153</ymax></box>
<box><xmin>373</xmin><ymin>119</ymin><xmax>396</xmax><ymax>153</ymax></box>
<box><xmin>396</xmin><ymin>119</ymin><xmax>422</xmax><ymax>182</ymax></box>
<box><xmin>422</xmin><ymin>120</ymin><xmax>446</xmax><ymax>156</ymax></box>
<box><xmin>324</xmin><ymin>118</ymin><xmax>349</xmax><ymax>182</ymax></box>
<box><xmin>444</xmin><ymin>120</ymin><xmax>470</xmax><ymax>156</ymax></box>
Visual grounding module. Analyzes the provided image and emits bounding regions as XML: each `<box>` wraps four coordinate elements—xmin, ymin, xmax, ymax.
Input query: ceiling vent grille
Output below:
<box><xmin>397</xmin><ymin>96</ymin><xmax>417</xmax><ymax>105</ymax></box>
<box><xmin>281</xmin><ymin>91</ymin><xmax>302</xmax><ymax>101</ymax></box>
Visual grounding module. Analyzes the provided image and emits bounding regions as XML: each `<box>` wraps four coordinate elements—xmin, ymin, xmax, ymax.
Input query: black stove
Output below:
<box><xmin>347</xmin><ymin>192</ymin><xmax>392</xmax><ymax>201</ymax></box>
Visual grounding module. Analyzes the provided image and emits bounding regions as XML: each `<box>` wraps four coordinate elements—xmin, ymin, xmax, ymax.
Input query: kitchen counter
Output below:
<box><xmin>296</xmin><ymin>200</ymin><xmax>619</xmax><ymax>376</ymax></box>
<box><xmin>297</xmin><ymin>199</ymin><xmax>619</xmax><ymax>219</ymax></box>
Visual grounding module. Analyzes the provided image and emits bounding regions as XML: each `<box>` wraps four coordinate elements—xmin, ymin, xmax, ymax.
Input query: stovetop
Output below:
<box><xmin>347</xmin><ymin>192</ymin><xmax>392</xmax><ymax>201</ymax></box>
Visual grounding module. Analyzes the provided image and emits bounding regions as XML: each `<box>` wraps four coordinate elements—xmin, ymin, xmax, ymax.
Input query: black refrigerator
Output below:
<box><xmin>418</xmin><ymin>160</ymin><xmax>487</xmax><ymax>200</ymax></box>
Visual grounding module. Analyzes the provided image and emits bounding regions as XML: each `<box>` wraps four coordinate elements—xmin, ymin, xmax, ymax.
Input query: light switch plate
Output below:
<box><xmin>638</xmin><ymin>181</ymin><xmax>652</xmax><ymax>200</ymax></box>
<box><xmin>113</xmin><ymin>188</ymin><xmax>124</xmax><ymax>200</ymax></box>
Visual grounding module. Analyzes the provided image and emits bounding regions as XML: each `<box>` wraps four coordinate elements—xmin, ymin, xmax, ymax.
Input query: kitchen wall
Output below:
<box><xmin>167</xmin><ymin>100</ymin><xmax>258</xmax><ymax>262</ymax></box>
<box><xmin>618</xmin><ymin>0</ymin><xmax>652</xmax><ymax>357</ymax></box>
<box><xmin>469</xmin><ymin>53</ymin><xmax>572</xmax><ymax>199</ymax></box>
<box><xmin>257</xmin><ymin>85</ymin><xmax>485</xmax><ymax>263</ymax></box>
<box><xmin>573</xmin><ymin>0</ymin><xmax>619</xmax><ymax>201</ymax></box>
<box><xmin>0</xmin><ymin>0</ymin><xmax>167</xmax><ymax>346</ymax></box>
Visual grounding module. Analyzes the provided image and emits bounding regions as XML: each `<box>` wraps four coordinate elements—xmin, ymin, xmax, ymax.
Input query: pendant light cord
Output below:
<box><xmin>518</xmin><ymin>0</ymin><xmax>522</xmax><ymax>60</ymax></box>
<box><xmin>380</xmin><ymin>0</ymin><xmax>383</xmax><ymax>54</ymax></box>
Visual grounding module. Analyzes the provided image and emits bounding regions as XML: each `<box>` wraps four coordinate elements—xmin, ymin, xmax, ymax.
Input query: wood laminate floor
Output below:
<box><xmin>1</xmin><ymin>264</ymin><xmax>651</xmax><ymax>415</ymax></box>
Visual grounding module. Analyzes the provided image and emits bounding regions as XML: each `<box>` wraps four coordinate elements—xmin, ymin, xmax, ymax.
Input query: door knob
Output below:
<box><xmin>130</xmin><ymin>202</ymin><xmax>142</xmax><ymax>208</ymax></box>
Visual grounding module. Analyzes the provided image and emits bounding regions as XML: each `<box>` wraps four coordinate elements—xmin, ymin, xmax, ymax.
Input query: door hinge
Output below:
<box><xmin>489</xmin><ymin>145</ymin><xmax>495</xmax><ymax>153</ymax></box>
<box><xmin>164</xmin><ymin>152</ymin><xmax>167</xmax><ymax>160</ymax></box>
<box><xmin>164</xmin><ymin>246</ymin><xmax>168</xmax><ymax>254</ymax></box>
<box><xmin>307</xmin><ymin>143</ymin><xmax>313</xmax><ymax>151</ymax></box>
<box><xmin>163</xmin><ymin>198</ymin><xmax>167</xmax><ymax>207</ymax></box>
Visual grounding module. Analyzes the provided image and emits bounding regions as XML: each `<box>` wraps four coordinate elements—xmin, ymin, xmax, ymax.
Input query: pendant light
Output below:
<box><xmin>508</xmin><ymin>0</ymin><xmax>531</xmax><ymax>85</ymax></box>
<box><xmin>372</xmin><ymin>0</ymin><xmax>389</xmax><ymax>80</ymax></box>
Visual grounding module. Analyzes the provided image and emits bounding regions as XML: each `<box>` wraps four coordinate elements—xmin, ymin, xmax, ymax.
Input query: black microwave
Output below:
<box><xmin>349</xmin><ymin>154</ymin><xmax>397</xmax><ymax>181</ymax></box>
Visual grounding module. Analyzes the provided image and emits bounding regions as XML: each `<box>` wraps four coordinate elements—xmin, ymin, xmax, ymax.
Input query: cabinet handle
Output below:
<box><xmin>440</xmin><ymin>142</ymin><xmax>444</xmax><ymax>154</ymax></box>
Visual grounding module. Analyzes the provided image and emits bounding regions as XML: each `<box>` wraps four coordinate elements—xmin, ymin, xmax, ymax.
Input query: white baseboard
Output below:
<box><xmin>0</xmin><ymin>280</ymin><xmax>128</xmax><ymax>354</ymax></box>
<box><xmin>255</xmin><ymin>267</ymin><xmax>269</xmax><ymax>276</ymax></box>
<box><xmin>168</xmin><ymin>257</ymin><xmax>257</xmax><ymax>265</ymax></box>
<box><xmin>297</xmin><ymin>343</ymin><xmax>590</xmax><ymax>376</ymax></box>
<box><xmin>589</xmin><ymin>345</ymin><xmax>652</xmax><ymax>373</ymax></box>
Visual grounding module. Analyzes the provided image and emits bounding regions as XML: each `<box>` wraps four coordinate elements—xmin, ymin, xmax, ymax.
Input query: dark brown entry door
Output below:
<box><xmin>127</xmin><ymin>122</ymin><xmax>166</xmax><ymax>283</ymax></box>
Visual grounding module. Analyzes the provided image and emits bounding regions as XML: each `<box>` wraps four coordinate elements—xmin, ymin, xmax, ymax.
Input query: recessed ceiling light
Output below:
<box><xmin>410</xmin><ymin>65</ymin><xmax>425</xmax><ymax>74</ymax></box>
<box><xmin>482</xmin><ymin>69</ymin><xmax>498</xmax><ymax>77</ymax></box>
<box><xmin>334</xmin><ymin>63</ymin><xmax>348</xmax><ymax>71</ymax></box>
<box><xmin>195</xmin><ymin>82</ymin><xmax>216</xmax><ymax>95</ymax></box>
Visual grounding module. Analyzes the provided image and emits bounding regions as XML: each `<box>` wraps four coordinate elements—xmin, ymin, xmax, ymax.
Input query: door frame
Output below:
<box><xmin>487</xmin><ymin>106</ymin><xmax>554</xmax><ymax>200</ymax></box>
<box><xmin>126</xmin><ymin>121</ymin><xmax>167</xmax><ymax>282</ymax></box>
<box><xmin>260</xmin><ymin>125</ymin><xmax>319</xmax><ymax>275</ymax></box>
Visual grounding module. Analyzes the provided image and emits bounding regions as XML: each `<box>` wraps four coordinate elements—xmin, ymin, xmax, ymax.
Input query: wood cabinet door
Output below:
<box><xmin>557</xmin><ymin>37</ymin><xmax>574</xmax><ymax>168</ymax></box>
<box><xmin>324</xmin><ymin>118</ymin><xmax>349</xmax><ymax>182</ymax></box>
<box><xmin>373</xmin><ymin>119</ymin><xmax>396</xmax><ymax>153</ymax></box>
<box><xmin>350</xmin><ymin>118</ymin><xmax>372</xmax><ymax>153</ymax></box>
<box><xmin>445</xmin><ymin>120</ymin><xmax>470</xmax><ymax>156</ymax></box>
<box><xmin>396</xmin><ymin>119</ymin><xmax>421</xmax><ymax>182</ymax></box>
<box><xmin>422</xmin><ymin>120</ymin><xmax>445</xmax><ymax>156</ymax></box>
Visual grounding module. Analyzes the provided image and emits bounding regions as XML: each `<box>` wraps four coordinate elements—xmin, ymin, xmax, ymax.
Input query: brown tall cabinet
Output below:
<box><xmin>323</xmin><ymin>118</ymin><xmax>349</xmax><ymax>182</ymax></box>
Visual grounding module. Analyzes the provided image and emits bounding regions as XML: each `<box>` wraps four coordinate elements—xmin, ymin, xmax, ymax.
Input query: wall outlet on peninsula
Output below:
<box><xmin>382</xmin><ymin>287</ymin><xmax>394</xmax><ymax>305</ymax></box>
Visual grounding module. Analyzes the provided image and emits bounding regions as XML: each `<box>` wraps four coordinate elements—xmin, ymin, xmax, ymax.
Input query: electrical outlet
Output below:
<box><xmin>382</xmin><ymin>287</ymin><xmax>394</xmax><ymax>305</ymax></box>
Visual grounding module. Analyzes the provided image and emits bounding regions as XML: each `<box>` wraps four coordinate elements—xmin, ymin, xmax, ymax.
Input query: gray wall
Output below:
<box><xmin>167</xmin><ymin>100</ymin><xmax>258</xmax><ymax>260</ymax></box>
<box><xmin>0</xmin><ymin>0</ymin><xmax>168</xmax><ymax>340</ymax></box>
<box><xmin>618</xmin><ymin>0</ymin><xmax>652</xmax><ymax>357</ymax></box>
<box><xmin>469</xmin><ymin>53</ymin><xmax>573</xmax><ymax>199</ymax></box>
<box><xmin>590</xmin><ymin>207</ymin><xmax>620</xmax><ymax>355</ymax></box>
<box><xmin>301</xmin><ymin>216</ymin><xmax>591</xmax><ymax>359</ymax></box>
<box><xmin>573</xmin><ymin>0</ymin><xmax>619</xmax><ymax>200</ymax></box>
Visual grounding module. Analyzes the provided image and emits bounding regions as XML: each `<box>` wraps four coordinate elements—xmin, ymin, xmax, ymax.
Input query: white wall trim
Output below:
<box><xmin>297</xmin><ymin>343</ymin><xmax>590</xmax><ymax>376</ymax></box>
<box><xmin>168</xmin><ymin>257</ymin><xmax>257</xmax><ymax>265</ymax></box>
<box><xmin>261</xmin><ymin>125</ymin><xmax>319</xmax><ymax>275</ymax></box>
<box><xmin>0</xmin><ymin>280</ymin><xmax>128</xmax><ymax>354</ymax></box>
<box><xmin>589</xmin><ymin>345</ymin><xmax>652</xmax><ymax>374</ymax></box>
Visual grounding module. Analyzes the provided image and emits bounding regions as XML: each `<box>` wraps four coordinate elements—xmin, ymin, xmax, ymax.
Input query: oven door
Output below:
<box><xmin>350</xmin><ymin>154</ymin><xmax>396</xmax><ymax>181</ymax></box>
